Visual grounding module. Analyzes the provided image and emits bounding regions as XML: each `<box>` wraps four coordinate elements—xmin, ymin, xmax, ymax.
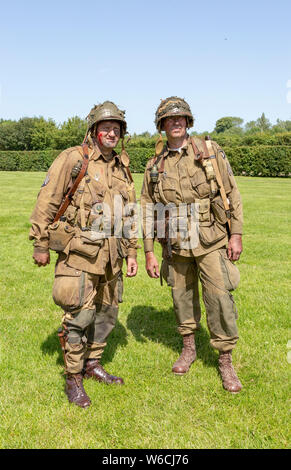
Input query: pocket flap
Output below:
<box><xmin>196</xmin><ymin>198</ymin><xmax>210</xmax><ymax>214</ymax></box>
<box><xmin>190</xmin><ymin>171</ymin><xmax>206</xmax><ymax>186</ymax></box>
<box><xmin>80</xmin><ymin>231</ymin><xmax>105</xmax><ymax>245</ymax></box>
<box><xmin>48</xmin><ymin>221</ymin><xmax>60</xmax><ymax>231</ymax></box>
<box><xmin>55</xmin><ymin>261</ymin><xmax>82</xmax><ymax>277</ymax></box>
<box><xmin>187</xmin><ymin>166</ymin><xmax>197</xmax><ymax>178</ymax></box>
<box><xmin>162</xmin><ymin>177</ymin><xmax>176</xmax><ymax>190</ymax></box>
<box><xmin>70</xmin><ymin>236</ymin><xmax>103</xmax><ymax>258</ymax></box>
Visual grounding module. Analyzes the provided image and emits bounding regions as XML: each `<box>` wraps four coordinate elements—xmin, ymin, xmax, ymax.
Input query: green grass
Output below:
<box><xmin>0</xmin><ymin>172</ymin><xmax>290</xmax><ymax>449</ymax></box>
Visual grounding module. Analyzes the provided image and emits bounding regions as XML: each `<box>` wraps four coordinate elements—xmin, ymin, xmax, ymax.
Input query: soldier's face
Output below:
<box><xmin>163</xmin><ymin>116</ymin><xmax>187</xmax><ymax>139</ymax></box>
<box><xmin>96</xmin><ymin>120</ymin><xmax>121</xmax><ymax>149</ymax></box>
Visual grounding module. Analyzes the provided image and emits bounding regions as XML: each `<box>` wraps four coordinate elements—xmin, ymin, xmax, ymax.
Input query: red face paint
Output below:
<box><xmin>98</xmin><ymin>132</ymin><xmax>104</xmax><ymax>146</ymax></box>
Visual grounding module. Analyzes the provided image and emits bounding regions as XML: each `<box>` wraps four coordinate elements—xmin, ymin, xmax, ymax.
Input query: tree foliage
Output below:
<box><xmin>0</xmin><ymin>113</ymin><xmax>291</xmax><ymax>151</ymax></box>
<box><xmin>214</xmin><ymin>116</ymin><xmax>244</xmax><ymax>134</ymax></box>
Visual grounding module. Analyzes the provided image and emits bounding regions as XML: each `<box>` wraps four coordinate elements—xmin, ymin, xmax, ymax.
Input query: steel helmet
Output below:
<box><xmin>155</xmin><ymin>96</ymin><xmax>194</xmax><ymax>132</ymax></box>
<box><xmin>85</xmin><ymin>101</ymin><xmax>127</xmax><ymax>139</ymax></box>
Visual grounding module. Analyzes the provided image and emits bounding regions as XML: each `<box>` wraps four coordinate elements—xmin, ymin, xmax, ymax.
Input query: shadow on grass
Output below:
<box><xmin>127</xmin><ymin>305</ymin><xmax>218</xmax><ymax>369</ymax></box>
<box><xmin>41</xmin><ymin>320</ymin><xmax>128</xmax><ymax>367</ymax></box>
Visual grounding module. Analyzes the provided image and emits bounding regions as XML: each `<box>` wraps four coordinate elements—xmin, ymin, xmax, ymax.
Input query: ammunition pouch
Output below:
<box><xmin>196</xmin><ymin>199</ymin><xmax>211</xmax><ymax>224</ymax></box>
<box><xmin>210</xmin><ymin>196</ymin><xmax>229</xmax><ymax>225</ymax></box>
<box><xmin>48</xmin><ymin>220</ymin><xmax>76</xmax><ymax>252</ymax></box>
<box><xmin>194</xmin><ymin>197</ymin><xmax>227</xmax><ymax>246</ymax></box>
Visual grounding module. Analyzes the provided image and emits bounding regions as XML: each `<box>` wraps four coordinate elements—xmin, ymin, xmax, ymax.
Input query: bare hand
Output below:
<box><xmin>126</xmin><ymin>257</ymin><xmax>138</xmax><ymax>277</ymax></box>
<box><xmin>33</xmin><ymin>251</ymin><xmax>50</xmax><ymax>267</ymax></box>
<box><xmin>227</xmin><ymin>234</ymin><xmax>243</xmax><ymax>261</ymax></box>
<box><xmin>145</xmin><ymin>252</ymin><xmax>160</xmax><ymax>278</ymax></box>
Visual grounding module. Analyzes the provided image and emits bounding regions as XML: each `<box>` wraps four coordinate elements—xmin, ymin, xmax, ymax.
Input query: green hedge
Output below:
<box><xmin>213</xmin><ymin>132</ymin><xmax>291</xmax><ymax>148</ymax></box>
<box><xmin>0</xmin><ymin>150</ymin><xmax>60</xmax><ymax>171</ymax></box>
<box><xmin>0</xmin><ymin>145</ymin><xmax>290</xmax><ymax>177</ymax></box>
<box><xmin>124</xmin><ymin>145</ymin><xmax>291</xmax><ymax>176</ymax></box>
<box><xmin>224</xmin><ymin>146</ymin><xmax>291</xmax><ymax>177</ymax></box>
<box><xmin>125</xmin><ymin>132</ymin><xmax>291</xmax><ymax>149</ymax></box>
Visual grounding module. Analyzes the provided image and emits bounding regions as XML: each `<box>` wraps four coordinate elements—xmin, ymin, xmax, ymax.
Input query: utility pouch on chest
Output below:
<box><xmin>48</xmin><ymin>220</ymin><xmax>76</xmax><ymax>252</ymax></box>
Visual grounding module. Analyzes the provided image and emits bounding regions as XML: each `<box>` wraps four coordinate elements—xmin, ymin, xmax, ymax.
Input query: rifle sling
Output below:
<box><xmin>53</xmin><ymin>144</ymin><xmax>89</xmax><ymax>223</ymax></box>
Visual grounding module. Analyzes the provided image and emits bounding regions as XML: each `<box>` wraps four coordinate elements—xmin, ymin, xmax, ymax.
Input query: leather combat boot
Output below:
<box><xmin>65</xmin><ymin>373</ymin><xmax>91</xmax><ymax>408</ymax></box>
<box><xmin>83</xmin><ymin>359</ymin><xmax>124</xmax><ymax>385</ymax></box>
<box><xmin>218</xmin><ymin>352</ymin><xmax>242</xmax><ymax>393</ymax></box>
<box><xmin>172</xmin><ymin>334</ymin><xmax>197</xmax><ymax>375</ymax></box>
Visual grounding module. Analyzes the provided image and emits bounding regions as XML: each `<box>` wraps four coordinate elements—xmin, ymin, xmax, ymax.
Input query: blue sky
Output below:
<box><xmin>0</xmin><ymin>0</ymin><xmax>290</xmax><ymax>134</ymax></box>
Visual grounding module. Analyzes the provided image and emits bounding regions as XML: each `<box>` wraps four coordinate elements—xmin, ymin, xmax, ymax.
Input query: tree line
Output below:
<box><xmin>0</xmin><ymin>113</ymin><xmax>291</xmax><ymax>151</ymax></box>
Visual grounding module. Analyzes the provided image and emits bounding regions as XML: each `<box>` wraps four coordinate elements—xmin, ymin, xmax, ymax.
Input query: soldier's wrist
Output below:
<box><xmin>143</xmin><ymin>239</ymin><xmax>154</xmax><ymax>253</ymax></box>
<box><xmin>33</xmin><ymin>246</ymin><xmax>50</xmax><ymax>254</ymax></box>
<box><xmin>127</xmin><ymin>248</ymin><xmax>137</xmax><ymax>259</ymax></box>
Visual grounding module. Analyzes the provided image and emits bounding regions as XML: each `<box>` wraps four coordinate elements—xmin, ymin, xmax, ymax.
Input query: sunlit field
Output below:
<box><xmin>0</xmin><ymin>172</ymin><xmax>290</xmax><ymax>449</ymax></box>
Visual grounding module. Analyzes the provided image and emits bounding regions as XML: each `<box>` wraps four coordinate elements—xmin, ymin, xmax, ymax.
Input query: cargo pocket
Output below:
<box><xmin>160</xmin><ymin>259</ymin><xmax>175</xmax><ymax>287</ymax></box>
<box><xmin>211</xmin><ymin>196</ymin><xmax>228</xmax><ymax>225</ymax></box>
<box><xmin>161</xmin><ymin>177</ymin><xmax>177</xmax><ymax>203</ymax></box>
<box><xmin>196</xmin><ymin>198</ymin><xmax>210</xmax><ymax>224</ymax></box>
<box><xmin>69</xmin><ymin>234</ymin><xmax>104</xmax><ymax>258</ymax></box>
<box><xmin>219</xmin><ymin>249</ymin><xmax>240</xmax><ymax>291</ymax></box>
<box><xmin>48</xmin><ymin>221</ymin><xmax>76</xmax><ymax>252</ymax></box>
<box><xmin>52</xmin><ymin>269</ymin><xmax>86</xmax><ymax>311</ymax></box>
<box><xmin>199</xmin><ymin>222</ymin><xmax>227</xmax><ymax>246</ymax></box>
<box><xmin>189</xmin><ymin>171</ymin><xmax>210</xmax><ymax>198</ymax></box>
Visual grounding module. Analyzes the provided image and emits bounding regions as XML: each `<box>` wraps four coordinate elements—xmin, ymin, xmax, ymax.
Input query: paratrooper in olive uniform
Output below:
<box><xmin>30</xmin><ymin>101</ymin><xmax>138</xmax><ymax>407</ymax></box>
<box><xmin>141</xmin><ymin>97</ymin><xmax>243</xmax><ymax>393</ymax></box>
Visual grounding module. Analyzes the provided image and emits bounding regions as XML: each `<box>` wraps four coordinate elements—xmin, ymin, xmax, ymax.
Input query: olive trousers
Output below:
<box><xmin>52</xmin><ymin>258</ymin><xmax>123</xmax><ymax>373</ymax></box>
<box><xmin>161</xmin><ymin>248</ymin><xmax>240</xmax><ymax>352</ymax></box>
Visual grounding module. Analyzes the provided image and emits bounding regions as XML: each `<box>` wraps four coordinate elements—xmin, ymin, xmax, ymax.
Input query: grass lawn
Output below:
<box><xmin>0</xmin><ymin>171</ymin><xmax>290</xmax><ymax>449</ymax></box>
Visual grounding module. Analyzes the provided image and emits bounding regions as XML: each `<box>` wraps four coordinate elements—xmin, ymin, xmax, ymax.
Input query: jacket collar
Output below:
<box><xmin>89</xmin><ymin>140</ymin><xmax>120</xmax><ymax>163</ymax></box>
<box><xmin>163</xmin><ymin>135</ymin><xmax>190</xmax><ymax>158</ymax></box>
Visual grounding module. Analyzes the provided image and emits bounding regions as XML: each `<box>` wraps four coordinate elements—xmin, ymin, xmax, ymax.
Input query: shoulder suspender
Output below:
<box><xmin>190</xmin><ymin>136</ymin><xmax>231</xmax><ymax>231</ymax></box>
<box><xmin>203</xmin><ymin>138</ymin><xmax>231</xmax><ymax>231</ymax></box>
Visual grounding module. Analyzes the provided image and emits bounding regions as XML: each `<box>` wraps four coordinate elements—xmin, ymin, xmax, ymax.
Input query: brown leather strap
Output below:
<box><xmin>53</xmin><ymin>144</ymin><xmax>89</xmax><ymax>223</ymax></box>
<box><xmin>190</xmin><ymin>137</ymin><xmax>203</xmax><ymax>162</ymax></box>
<box><xmin>203</xmin><ymin>139</ymin><xmax>231</xmax><ymax>231</ymax></box>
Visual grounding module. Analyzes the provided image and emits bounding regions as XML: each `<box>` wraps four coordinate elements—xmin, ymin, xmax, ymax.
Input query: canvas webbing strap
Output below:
<box><xmin>53</xmin><ymin>143</ymin><xmax>89</xmax><ymax>223</ymax></box>
<box><xmin>203</xmin><ymin>138</ymin><xmax>231</xmax><ymax>231</ymax></box>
